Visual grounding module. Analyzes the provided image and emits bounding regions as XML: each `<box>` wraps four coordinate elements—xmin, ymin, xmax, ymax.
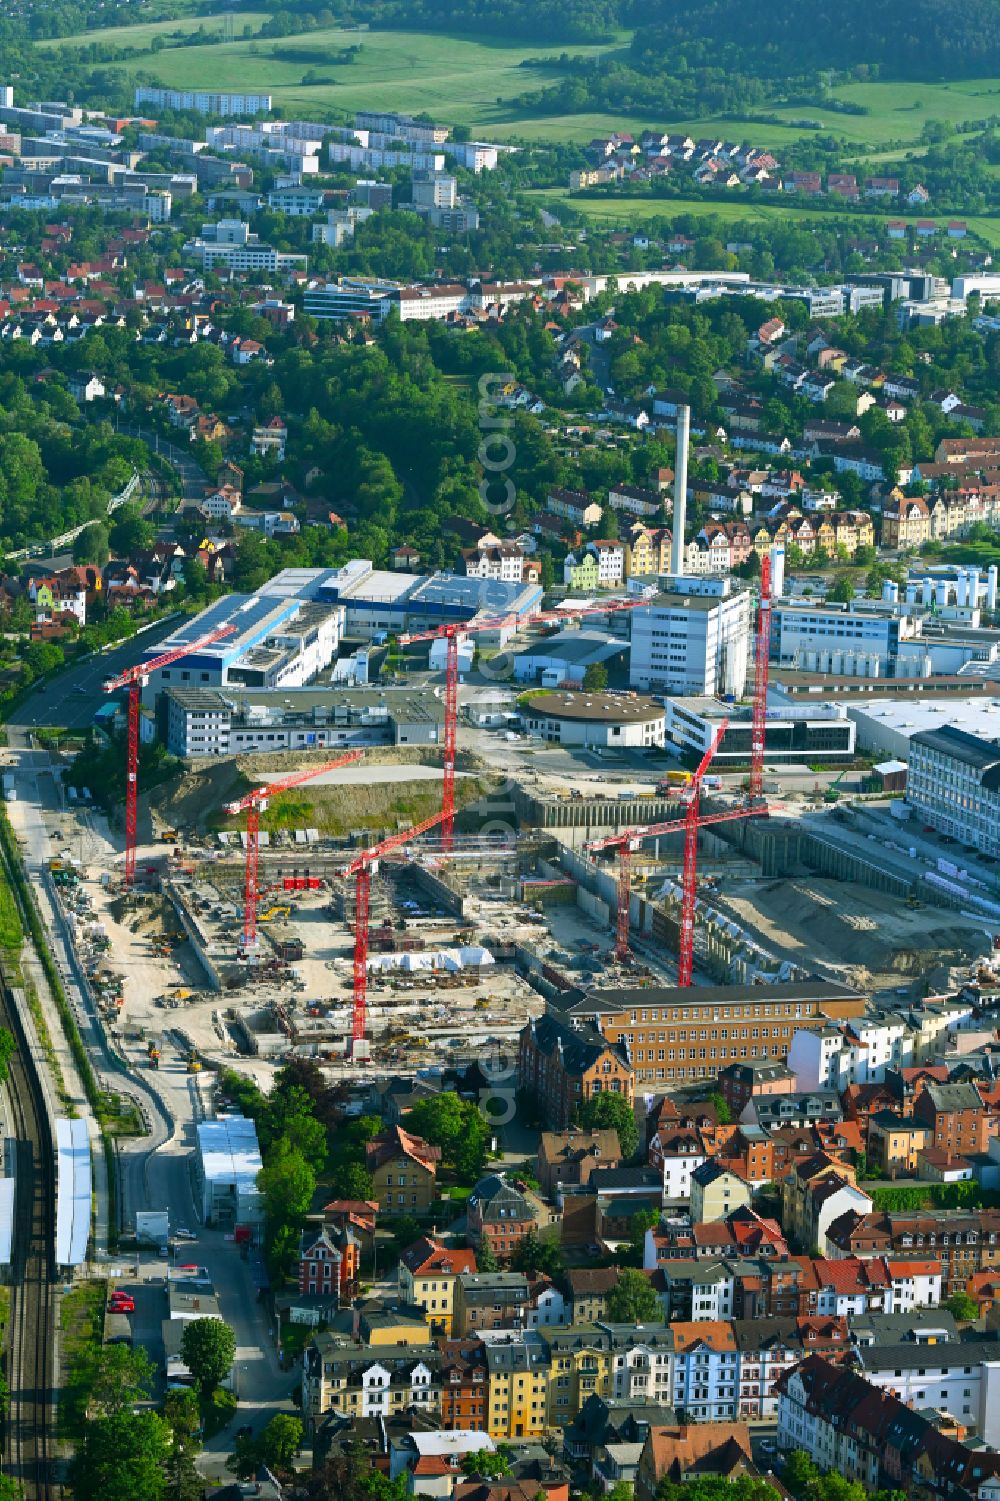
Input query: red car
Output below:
<box><xmin>109</xmin><ymin>1293</ymin><xmax>134</xmax><ymax>1312</ymax></box>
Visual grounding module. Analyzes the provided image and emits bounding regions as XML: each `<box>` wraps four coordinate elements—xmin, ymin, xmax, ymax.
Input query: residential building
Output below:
<box><xmin>565</xmin><ymin>1268</ymin><xmax>622</xmax><ymax>1326</ymax></box>
<box><xmin>484</xmin><ymin>1333</ymin><xmax>550</xmax><ymax>1440</ymax></box>
<box><xmin>782</xmin><ymin>1153</ymin><xmax>872</xmax><ymax>1255</ymax></box>
<box><xmin>547</xmin><ymin>488</ymin><xmax>602</xmax><ymax>528</ymax></box>
<box><xmin>914</xmin><ymin>1081</ymin><xmax>991</xmax><ymax>1157</ymax></box>
<box><xmin>788</xmin><ymin>1014</ymin><xmax>916</xmax><ymax>1091</ymax></box>
<box><xmin>867</xmin><ymin>1112</ymin><xmax>933</xmax><ymax>1178</ymax></box>
<box><xmin>251</xmin><ymin>416</ymin><xmax>288</xmax><ymax>460</ymax></box>
<box><xmin>439</xmin><ymin>1339</ymin><xmax>490</xmax><ymax>1432</ymax></box>
<box><xmin>135</xmin><ymin>86</ymin><xmax>272</xmax><ymax>116</ymax></box>
<box><xmin>466</xmin><ymin>1175</ymin><xmax>537</xmax><ymax>1266</ymax></box>
<box><xmin>302</xmin><ymin>1334</ymin><xmax>440</xmax><ymax>1432</ymax></box>
<box><xmin>717</xmin><ymin>1059</ymin><xmax>796</xmax><ymax>1115</ymax></box>
<box><xmin>689</xmin><ymin>1162</ymin><xmax>751</xmax><ymax>1224</ymax></box>
<box><xmin>635</xmin><ymin>1423</ymin><xmax>753</xmax><ymax>1501</ymax></box>
<box><xmin>537</xmin><ymin>1130</ymin><xmax>621</xmax><ymax>1198</ymax></box>
<box><xmin>297</xmin><ymin>1221</ymin><xmax>360</xmax><ymax>1305</ymax></box>
<box><xmin>454</xmin><ymin>1273</ymin><xmax>530</xmax><ymax>1335</ymax></box>
<box><xmin>776</xmin><ymin>1355</ymin><xmax>1000</xmax><ymax>1493</ymax></box>
<box><xmin>366</xmin><ymin>1126</ymin><xmax>442</xmax><ymax>1213</ymax></box>
<box><xmin>399</xmin><ymin>1238</ymin><xmax>477</xmax><ymax>1336</ymax></box>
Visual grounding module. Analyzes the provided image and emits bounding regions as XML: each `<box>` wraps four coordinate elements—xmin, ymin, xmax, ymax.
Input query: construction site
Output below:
<box><xmin>30</xmin><ymin>549</ymin><xmax>1000</xmax><ymax>1097</ymax></box>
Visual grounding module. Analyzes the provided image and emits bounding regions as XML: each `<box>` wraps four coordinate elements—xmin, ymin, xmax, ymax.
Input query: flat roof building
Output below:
<box><xmin>137</xmin><ymin>592</ymin><xmax>345</xmax><ymax>701</ymax></box>
<box><xmin>666</xmin><ymin>693</ymin><xmax>856</xmax><ymax>764</ymax></box>
<box><xmin>907</xmin><ymin>724</ymin><xmax>1000</xmax><ymax>860</ymax></box>
<box><xmin>513</xmin><ymin>629</ymin><xmax>629</xmax><ymax>687</ymax></box>
<box><xmin>629</xmin><ymin>579</ymin><xmax>751</xmax><ymax>698</ymax></box>
<box><xmin>55</xmin><ymin>1116</ymin><xmax>91</xmax><ymax>1271</ymax></box>
<box><xmin>521</xmin><ymin>690</ymin><xmax>665</xmax><ymax>749</ymax></box>
<box><xmin>163</xmin><ymin>685</ymin><xmax>443</xmax><ymax>758</ymax></box>
<box><xmin>195</xmin><ymin>1115</ymin><xmax>263</xmax><ymax>1228</ymax></box>
<box><xmin>845</xmin><ymin>696</ymin><xmax>1000</xmax><ymax>760</ymax></box>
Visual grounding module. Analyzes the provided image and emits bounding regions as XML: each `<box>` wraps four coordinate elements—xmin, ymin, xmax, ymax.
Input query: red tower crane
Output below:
<box><xmin>749</xmin><ymin>552</ymin><xmax>773</xmax><ymax>802</ymax></box>
<box><xmin>400</xmin><ymin>597</ymin><xmax>654</xmax><ymax>851</ymax></box>
<box><xmin>224</xmin><ymin>750</ymin><xmax>364</xmax><ymax>952</ymax></box>
<box><xmin>678</xmin><ymin>799</ymin><xmax>771</xmax><ymax>983</ymax></box>
<box><xmin>340</xmin><ymin>807</ymin><xmax>448</xmax><ymax>1059</ymax></box>
<box><xmin>103</xmin><ymin>623</ymin><xmax>235</xmax><ymax>890</ymax></box>
<box><xmin>587</xmin><ymin>720</ymin><xmax>729</xmax><ymax>964</ymax></box>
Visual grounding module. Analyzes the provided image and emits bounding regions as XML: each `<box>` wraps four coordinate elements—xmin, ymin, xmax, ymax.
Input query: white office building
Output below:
<box><xmin>907</xmin><ymin>724</ymin><xmax>1000</xmax><ymax>858</ymax></box>
<box><xmin>629</xmin><ymin>578</ymin><xmax>751</xmax><ymax>696</ymax></box>
<box><xmin>182</xmin><ymin>219</ymin><xmax>307</xmax><ymax>274</ymax></box>
<box><xmin>665</xmin><ymin>694</ymin><xmax>856</xmax><ymax>765</ymax></box>
<box><xmin>134</xmin><ymin>86</ymin><xmax>271</xmax><ymax>116</ymax></box>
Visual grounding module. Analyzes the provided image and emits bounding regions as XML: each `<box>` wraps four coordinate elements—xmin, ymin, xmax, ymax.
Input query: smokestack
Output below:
<box><xmin>670</xmin><ymin>404</ymin><xmax>689</xmax><ymax>577</ymax></box>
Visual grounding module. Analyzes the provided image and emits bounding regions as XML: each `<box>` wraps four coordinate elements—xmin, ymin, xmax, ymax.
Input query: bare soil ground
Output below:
<box><xmin>718</xmin><ymin>876</ymin><xmax>991</xmax><ymax>992</ymax></box>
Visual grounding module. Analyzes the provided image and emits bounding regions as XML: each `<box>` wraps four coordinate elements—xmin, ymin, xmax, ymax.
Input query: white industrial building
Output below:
<box><xmin>907</xmin><ymin>724</ymin><xmax>1000</xmax><ymax>859</ymax></box>
<box><xmin>163</xmin><ymin>686</ymin><xmax>444</xmax><ymax>758</ymax></box>
<box><xmin>665</xmin><ymin>694</ymin><xmax>856</xmax><ymax>765</ymax></box>
<box><xmin>513</xmin><ymin>629</ymin><xmax>629</xmax><ymax>687</ymax></box>
<box><xmin>195</xmin><ymin>1116</ymin><xmax>264</xmax><ymax>1228</ymax></box>
<box><xmin>904</xmin><ymin>564</ymin><xmax>999</xmax><ymax>614</ymax></box>
<box><xmin>629</xmin><ymin>577</ymin><xmax>751</xmax><ymax>696</ymax></box>
<box><xmin>138</xmin><ymin>593</ymin><xmax>345</xmax><ymax>701</ymax></box>
<box><xmin>55</xmin><ymin>1116</ymin><xmax>91</xmax><ymax>1273</ymax></box>
<box><xmin>140</xmin><ymin>561</ymin><xmax>541</xmax><ymax>705</ymax></box>
<box><xmin>520</xmin><ymin>690</ymin><xmax>665</xmax><ymax>748</ymax></box>
<box><xmin>774</xmin><ymin>593</ymin><xmax>1000</xmax><ymax>680</ymax></box>
<box><xmin>845</xmin><ymin>696</ymin><xmax>1000</xmax><ymax>760</ymax></box>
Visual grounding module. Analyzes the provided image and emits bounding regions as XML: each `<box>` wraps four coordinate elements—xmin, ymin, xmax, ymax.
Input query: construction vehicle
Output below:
<box><xmin>186</xmin><ymin>1053</ymin><xmax>202</xmax><ymax>1074</ymax></box>
<box><xmin>259</xmin><ymin>905</ymin><xmax>291</xmax><ymax>923</ymax></box>
<box><xmin>147</xmin><ymin>1038</ymin><xmax>161</xmax><ymax>1070</ymax></box>
<box><xmin>824</xmin><ymin>768</ymin><xmax>849</xmax><ymax>803</ymax></box>
<box><xmin>657</xmin><ymin>770</ymin><xmax>693</xmax><ymax>791</ymax></box>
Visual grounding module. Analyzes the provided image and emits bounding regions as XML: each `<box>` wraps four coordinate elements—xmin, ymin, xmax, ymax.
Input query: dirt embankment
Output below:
<box><xmin>146</xmin><ymin>752</ymin><xmax>502</xmax><ymax>838</ymax></box>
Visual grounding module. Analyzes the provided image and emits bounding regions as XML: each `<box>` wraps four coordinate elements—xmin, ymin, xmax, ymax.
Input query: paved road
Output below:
<box><xmin>13</xmin><ymin>616</ymin><xmax>181</xmax><ymax>732</ymax></box>
<box><xmin>5</xmin><ymin>695</ymin><xmax>295</xmax><ymax>1453</ymax></box>
<box><xmin>115</xmin><ymin>420</ymin><xmax>208</xmax><ymax>508</ymax></box>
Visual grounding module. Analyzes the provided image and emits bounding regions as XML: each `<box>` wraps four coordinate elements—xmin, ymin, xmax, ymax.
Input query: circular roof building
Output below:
<box><xmin>521</xmin><ymin>690</ymin><xmax>665</xmax><ymax>748</ymax></box>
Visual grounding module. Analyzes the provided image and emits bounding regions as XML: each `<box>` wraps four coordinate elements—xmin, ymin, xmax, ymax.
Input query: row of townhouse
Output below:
<box><xmin>881</xmin><ymin>486</ymin><xmax>1000</xmax><ymax>549</ymax></box>
<box><xmin>650</xmin><ymin>1250</ymin><xmax>941</xmax><ymax>1323</ymax></box>
<box><xmin>782</xmin><ymin>173</ymin><xmax>925</xmax><ymax>202</ymax></box>
<box><xmin>302</xmin><ymin>1312</ymin><xmax>858</xmax><ymax>1437</ymax></box>
<box><xmin>560</xmin><ymin>506</ymin><xmax>872</xmax><ymax>588</ymax></box>
<box><xmin>777</xmin><ymin>1354</ymin><xmax>1000</xmax><ymax>1493</ymax></box>
<box><xmin>826</xmin><ymin>1207</ymin><xmax>1000</xmax><ymax>1295</ymax></box>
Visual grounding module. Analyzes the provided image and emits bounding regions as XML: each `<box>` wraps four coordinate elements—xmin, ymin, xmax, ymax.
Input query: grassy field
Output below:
<box><xmin>36</xmin><ymin>11</ymin><xmax>1000</xmax><ymax>160</ymax></box>
<box><xmin>529</xmin><ymin>187</ymin><xmax>1000</xmax><ymax>246</ymax></box>
<box><xmin>44</xmin><ymin>19</ymin><xmax>624</xmax><ymax>129</ymax></box>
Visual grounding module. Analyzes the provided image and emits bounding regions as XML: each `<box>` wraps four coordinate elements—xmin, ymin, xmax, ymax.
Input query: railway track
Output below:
<box><xmin>1</xmin><ymin>977</ymin><xmax>54</xmax><ymax>1501</ymax></box>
